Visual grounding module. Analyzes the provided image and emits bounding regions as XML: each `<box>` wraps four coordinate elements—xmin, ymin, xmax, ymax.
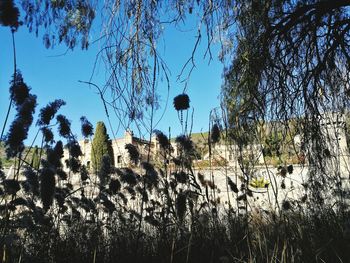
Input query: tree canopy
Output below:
<box><xmin>222</xmin><ymin>0</ymin><xmax>350</xmax><ymax>125</ymax></box>
<box><xmin>2</xmin><ymin>1</ymin><xmax>348</xmax><ymax>131</ymax></box>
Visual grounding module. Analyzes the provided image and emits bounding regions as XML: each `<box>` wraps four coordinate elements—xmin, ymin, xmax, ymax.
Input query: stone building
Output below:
<box><xmin>66</xmin><ymin>130</ymin><xmax>177</xmax><ymax>169</ymax></box>
<box><xmin>202</xmin><ymin>143</ymin><xmax>264</xmax><ymax>165</ymax></box>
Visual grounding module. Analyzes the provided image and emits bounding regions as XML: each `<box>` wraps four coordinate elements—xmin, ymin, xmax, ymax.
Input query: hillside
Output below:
<box><xmin>0</xmin><ymin>143</ymin><xmax>38</xmax><ymax>168</ymax></box>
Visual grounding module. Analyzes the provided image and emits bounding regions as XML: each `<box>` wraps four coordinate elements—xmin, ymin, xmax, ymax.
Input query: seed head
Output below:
<box><xmin>40</xmin><ymin>167</ymin><xmax>56</xmax><ymax>211</ymax></box>
<box><xmin>227</xmin><ymin>177</ymin><xmax>239</xmax><ymax>193</ymax></box>
<box><xmin>153</xmin><ymin>129</ymin><xmax>170</xmax><ymax>149</ymax></box>
<box><xmin>173</xmin><ymin>94</ymin><xmax>190</xmax><ymax>111</ymax></box>
<box><xmin>176</xmin><ymin>191</ymin><xmax>187</xmax><ymax>222</ymax></box>
<box><xmin>37</xmin><ymin>99</ymin><xmax>66</xmax><ymax>126</ymax></box>
<box><xmin>9</xmin><ymin>71</ymin><xmax>29</xmax><ymax>106</ymax></box>
<box><xmin>109</xmin><ymin>179</ymin><xmax>121</xmax><ymax>194</ymax></box>
<box><xmin>125</xmin><ymin>143</ymin><xmax>139</xmax><ymax>164</ymax></box>
<box><xmin>41</xmin><ymin>127</ymin><xmax>54</xmax><ymax>144</ymax></box>
<box><xmin>0</xmin><ymin>0</ymin><xmax>20</xmax><ymax>29</ymax></box>
<box><xmin>56</xmin><ymin>115</ymin><xmax>71</xmax><ymax>138</ymax></box>
<box><xmin>282</xmin><ymin>200</ymin><xmax>291</xmax><ymax>210</ymax></box>
<box><xmin>80</xmin><ymin>116</ymin><xmax>94</xmax><ymax>137</ymax></box>
<box><xmin>174</xmin><ymin>171</ymin><xmax>188</xmax><ymax>184</ymax></box>
<box><xmin>175</xmin><ymin>135</ymin><xmax>194</xmax><ymax>153</ymax></box>
<box><xmin>211</xmin><ymin>123</ymin><xmax>221</xmax><ymax>144</ymax></box>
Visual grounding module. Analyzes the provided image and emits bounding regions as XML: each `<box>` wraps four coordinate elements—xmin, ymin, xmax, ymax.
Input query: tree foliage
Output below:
<box><xmin>221</xmin><ymin>0</ymin><xmax>350</xmax><ymax>206</ymax></box>
<box><xmin>91</xmin><ymin>121</ymin><xmax>114</xmax><ymax>172</ymax></box>
<box><xmin>20</xmin><ymin>0</ymin><xmax>95</xmax><ymax>49</ymax></box>
<box><xmin>6</xmin><ymin>1</ymin><xmax>350</xmax><ymax>131</ymax></box>
<box><xmin>223</xmin><ymin>0</ymin><xmax>350</xmax><ymax>124</ymax></box>
<box><xmin>31</xmin><ymin>145</ymin><xmax>40</xmax><ymax>170</ymax></box>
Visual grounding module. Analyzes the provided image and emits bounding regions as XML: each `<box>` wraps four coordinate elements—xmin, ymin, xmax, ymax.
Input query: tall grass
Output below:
<box><xmin>1</xmin><ymin>89</ymin><xmax>350</xmax><ymax>263</ymax></box>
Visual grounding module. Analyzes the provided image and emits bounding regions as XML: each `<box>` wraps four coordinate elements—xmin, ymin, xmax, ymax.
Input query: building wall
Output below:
<box><xmin>203</xmin><ymin>144</ymin><xmax>264</xmax><ymax>165</ymax></box>
<box><xmin>63</xmin><ymin>130</ymin><xmax>159</xmax><ymax>169</ymax></box>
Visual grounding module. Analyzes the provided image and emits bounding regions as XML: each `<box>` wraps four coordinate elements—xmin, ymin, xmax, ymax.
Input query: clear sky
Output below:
<box><xmin>0</xmin><ymin>13</ymin><xmax>224</xmax><ymax>146</ymax></box>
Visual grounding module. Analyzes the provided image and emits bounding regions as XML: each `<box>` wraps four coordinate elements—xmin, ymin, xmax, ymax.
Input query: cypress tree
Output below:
<box><xmin>31</xmin><ymin>146</ymin><xmax>40</xmax><ymax>170</ymax></box>
<box><xmin>91</xmin><ymin>122</ymin><xmax>114</xmax><ymax>172</ymax></box>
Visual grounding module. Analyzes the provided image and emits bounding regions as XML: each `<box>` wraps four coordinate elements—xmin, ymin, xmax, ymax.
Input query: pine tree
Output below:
<box><xmin>91</xmin><ymin>121</ymin><xmax>114</xmax><ymax>173</ymax></box>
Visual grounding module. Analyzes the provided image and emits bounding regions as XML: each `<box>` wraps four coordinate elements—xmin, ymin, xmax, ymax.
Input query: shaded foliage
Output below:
<box><xmin>125</xmin><ymin>143</ymin><xmax>139</xmax><ymax>165</ymax></box>
<box><xmin>0</xmin><ymin>0</ymin><xmax>20</xmax><ymax>29</ymax></box>
<box><xmin>80</xmin><ymin>116</ymin><xmax>94</xmax><ymax>138</ymax></box>
<box><xmin>5</xmin><ymin>71</ymin><xmax>37</xmax><ymax>158</ymax></box>
<box><xmin>153</xmin><ymin>129</ymin><xmax>170</xmax><ymax>150</ymax></box>
<box><xmin>56</xmin><ymin>114</ymin><xmax>71</xmax><ymax>138</ymax></box>
<box><xmin>40</xmin><ymin>167</ymin><xmax>55</xmax><ymax>211</ymax></box>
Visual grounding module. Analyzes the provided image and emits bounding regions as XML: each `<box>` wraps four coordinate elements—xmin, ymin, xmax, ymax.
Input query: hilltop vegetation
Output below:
<box><xmin>0</xmin><ymin>142</ymin><xmax>40</xmax><ymax>168</ymax></box>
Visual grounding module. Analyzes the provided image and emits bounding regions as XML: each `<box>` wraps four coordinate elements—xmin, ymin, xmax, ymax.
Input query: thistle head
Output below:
<box><xmin>67</xmin><ymin>140</ymin><xmax>82</xmax><ymax>158</ymax></box>
<box><xmin>142</xmin><ymin>162</ymin><xmax>159</xmax><ymax>189</ymax></box>
<box><xmin>175</xmin><ymin>135</ymin><xmax>194</xmax><ymax>154</ymax></box>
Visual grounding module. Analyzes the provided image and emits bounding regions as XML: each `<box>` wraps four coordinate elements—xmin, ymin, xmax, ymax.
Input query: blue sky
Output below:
<box><xmin>0</xmin><ymin>14</ymin><xmax>224</xmax><ymax>145</ymax></box>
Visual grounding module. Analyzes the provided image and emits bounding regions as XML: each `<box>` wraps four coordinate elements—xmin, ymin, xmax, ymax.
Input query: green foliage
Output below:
<box><xmin>250</xmin><ymin>177</ymin><xmax>269</xmax><ymax>189</ymax></box>
<box><xmin>31</xmin><ymin>146</ymin><xmax>40</xmax><ymax>170</ymax></box>
<box><xmin>91</xmin><ymin>121</ymin><xmax>114</xmax><ymax>172</ymax></box>
<box><xmin>21</xmin><ymin>0</ymin><xmax>95</xmax><ymax>49</ymax></box>
<box><xmin>0</xmin><ymin>142</ymin><xmax>42</xmax><ymax>168</ymax></box>
<box><xmin>263</xmin><ymin>131</ymin><xmax>283</xmax><ymax>157</ymax></box>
